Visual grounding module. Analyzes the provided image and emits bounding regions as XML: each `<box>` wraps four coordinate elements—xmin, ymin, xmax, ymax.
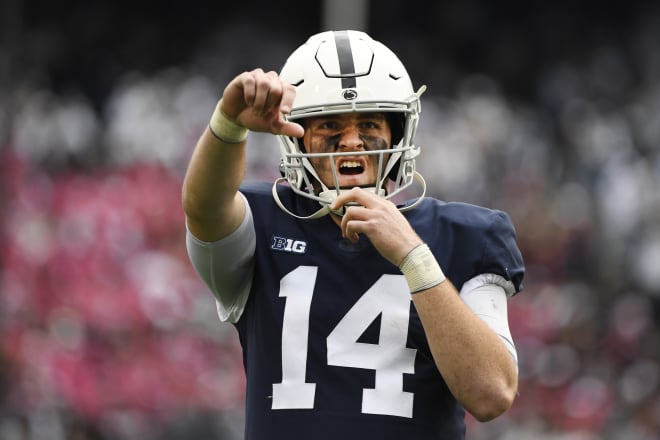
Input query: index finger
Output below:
<box><xmin>279</xmin><ymin>82</ymin><xmax>297</xmax><ymax>115</ymax></box>
<box><xmin>330</xmin><ymin>187</ymin><xmax>378</xmax><ymax>210</ymax></box>
<box><xmin>271</xmin><ymin>84</ymin><xmax>304</xmax><ymax>137</ymax></box>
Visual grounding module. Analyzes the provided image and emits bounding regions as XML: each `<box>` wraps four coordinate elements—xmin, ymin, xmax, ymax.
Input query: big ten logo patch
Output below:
<box><xmin>271</xmin><ymin>236</ymin><xmax>307</xmax><ymax>254</ymax></box>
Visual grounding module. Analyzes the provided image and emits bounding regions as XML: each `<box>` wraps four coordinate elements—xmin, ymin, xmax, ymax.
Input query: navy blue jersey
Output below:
<box><xmin>234</xmin><ymin>182</ymin><xmax>524</xmax><ymax>440</ymax></box>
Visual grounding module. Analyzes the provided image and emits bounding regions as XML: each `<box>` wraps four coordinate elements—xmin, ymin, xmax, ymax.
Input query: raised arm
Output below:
<box><xmin>182</xmin><ymin>68</ymin><xmax>304</xmax><ymax>242</ymax></box>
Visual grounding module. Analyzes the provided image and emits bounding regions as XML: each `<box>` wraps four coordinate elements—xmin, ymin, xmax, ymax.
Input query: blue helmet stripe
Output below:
<box><xmin>334</xmin><ymin>31</ymin><xmax>357</xmax><ymax>89</ymax></box>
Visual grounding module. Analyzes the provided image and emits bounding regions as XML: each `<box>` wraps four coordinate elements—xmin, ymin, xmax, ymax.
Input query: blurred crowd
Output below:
<box><xmin>1</xmin><ymin>2</ymin><xmax>660</xmax><ymax>439</ymax></box>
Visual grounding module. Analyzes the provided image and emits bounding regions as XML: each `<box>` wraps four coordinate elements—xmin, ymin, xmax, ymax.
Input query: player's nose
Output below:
<box><xmin>337</xmin><ymin>125</ymin><xmax>364</xmax><ymax>151</ymax></box>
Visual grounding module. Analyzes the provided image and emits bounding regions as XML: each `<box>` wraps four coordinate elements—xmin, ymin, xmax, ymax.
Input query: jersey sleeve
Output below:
<box><xmin>185</xmin><ymin>193</ymin><xmax>256</xmax><ymax>323</ymax></box>
<box><xmin>479</xmin><ymin>210</ymin><xmax>525</xmax><ymax>295</ymax></box>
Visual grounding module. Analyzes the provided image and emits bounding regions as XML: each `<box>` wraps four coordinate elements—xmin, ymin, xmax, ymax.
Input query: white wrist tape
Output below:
<box><xmin>399</xmin><ymin>244</ymin><xmax>446</xmax><ymax>293</ymax></box>
<box><xmin>209</xmin><ymin>100</ymin><xmax>248</xmax><ymax>144</ymax></box>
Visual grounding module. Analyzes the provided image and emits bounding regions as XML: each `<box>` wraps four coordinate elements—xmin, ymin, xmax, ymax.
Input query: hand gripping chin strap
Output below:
<box><xmin>271</xmin><ymin>171</ymin><xmax>427</xmax><ymax>220</ymax></box>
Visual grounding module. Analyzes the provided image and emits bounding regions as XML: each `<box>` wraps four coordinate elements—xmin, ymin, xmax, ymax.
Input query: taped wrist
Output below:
<box><xmin>399</xmin><ymin>244</ymin><xmax>446</xmax><ymax>294</ymax></box>
<box><xmin>209</xmin><ymin>100</ymin><xmax>248</xmax><ymax>144</ymax></box>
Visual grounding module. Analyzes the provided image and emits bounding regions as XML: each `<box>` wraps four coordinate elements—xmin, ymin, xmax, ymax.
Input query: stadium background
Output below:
<box><xmin>1</xmin><ymin>0</ymin><xmax>659</xmax><ymax>438</ymax></box>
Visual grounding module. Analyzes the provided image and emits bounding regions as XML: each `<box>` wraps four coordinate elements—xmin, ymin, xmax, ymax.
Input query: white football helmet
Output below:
<box><xmin>274</xmin><ymin>30</ymin><xmax>427</xmax><ymax>219</ymax></box>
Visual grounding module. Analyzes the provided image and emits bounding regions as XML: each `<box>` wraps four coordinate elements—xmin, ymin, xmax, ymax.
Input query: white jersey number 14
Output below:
<box><xmin>271</xmin><ymin>265</ymin><xmax>417</xmax><ymax>418</ymax></box>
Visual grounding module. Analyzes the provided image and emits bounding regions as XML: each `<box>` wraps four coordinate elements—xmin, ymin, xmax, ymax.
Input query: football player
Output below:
<box><xmin>182</xmin><ymin>30</ymin><xmax>524</xmax><ymax>439</ymax></box>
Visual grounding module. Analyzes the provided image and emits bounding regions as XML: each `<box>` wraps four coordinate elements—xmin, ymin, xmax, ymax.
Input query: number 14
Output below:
<box><xmin>272</xmin><ymin>265</ymin><xmax>417</xmax><ymax>418</ymax></box>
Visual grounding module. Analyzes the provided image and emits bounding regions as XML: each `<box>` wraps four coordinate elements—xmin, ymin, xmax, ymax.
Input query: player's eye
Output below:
<box><xmin>318</xmin><ymin>120</ymin><xmax>340</xmax><ymax>130</ymax></box>
<box><xmin>360</xmin><ymin>121</ymin><xmax>379</xmax><ymax>130</ymax></box>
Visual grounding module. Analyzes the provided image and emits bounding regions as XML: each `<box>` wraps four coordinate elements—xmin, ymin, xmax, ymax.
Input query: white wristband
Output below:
<box><xmin>209</xmin><ymin>100</ymin><xmax>248</xmax><ymax>144</ymax></box>
<box><xmin>399</xmin><ymin>244</ymin><xmax>446</xmax><ymax>294</ymax></box>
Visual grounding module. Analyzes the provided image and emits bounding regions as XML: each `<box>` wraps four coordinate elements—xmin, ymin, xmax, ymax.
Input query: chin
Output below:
<box><xmin>336</xmin><ymin>176</ymin><xmax>374</xmax><ymax>188</ymax></box>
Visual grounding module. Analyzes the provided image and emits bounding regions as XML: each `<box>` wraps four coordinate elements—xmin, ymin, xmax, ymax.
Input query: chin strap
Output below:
<box><xmin>271</xmin><ymin>171</ymin><xmax>427</xmax><ymax>220</ymax></box>
<box><xmin>271</xmin><ymin>177</ymin><xmax>332</xmax><ymax>220</ymax></box>
<box><xmin>398</xmin><ymin>171</ymin><xmax>427</xmax><ymax>212</ymax></box>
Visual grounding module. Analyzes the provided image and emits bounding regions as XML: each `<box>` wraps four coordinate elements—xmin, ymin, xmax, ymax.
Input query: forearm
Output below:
<box><xmin>412</xmin><ymin>281</ymin><xmax>518</xmax><ymax>421</ymax></box>
<box><xmin>182</xmin><ymin>70</ymin><xmax>302</xmax><ymax>241</ymax></box>
<box><xmin>182</xmin><ymin>126</ymin><xmax>247</xmax><ymax>242</ymax></box>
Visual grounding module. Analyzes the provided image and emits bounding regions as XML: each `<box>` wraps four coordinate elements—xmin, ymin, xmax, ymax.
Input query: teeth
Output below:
<box><xmin>340</xmin><ymin>161</ymin><xmax>361</xmax><ymax>168</ymax></box>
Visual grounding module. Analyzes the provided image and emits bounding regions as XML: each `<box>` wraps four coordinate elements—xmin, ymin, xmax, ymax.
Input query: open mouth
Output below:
<box><xmin>338</xmin><ymin>160</ymin><xmax>365</xmax><ymax>175</ymax></box>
